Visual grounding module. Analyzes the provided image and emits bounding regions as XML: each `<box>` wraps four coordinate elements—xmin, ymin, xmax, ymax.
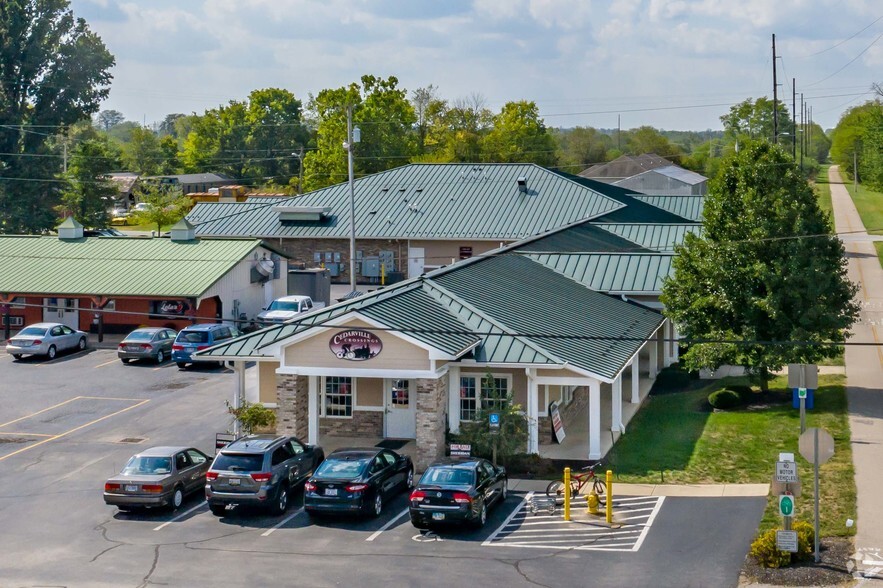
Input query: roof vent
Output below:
<box><xmin>517</xmin><ymin>177</ymin><xmax>527</xmax><ymax>193</ymax></box>
<box><xmin>169</xmin><ymin>218</ymin><xmax>197</xmax><ymax>242</ymax></box>
<box><xmin>272</xmin><ymin>205</ymin><xmax>331</xmax><ymax>222</ymax></box>
<box><xmin>57</xmin><ymin>217</ymin><xmax>84</xmax><ymax>240</ymax></box>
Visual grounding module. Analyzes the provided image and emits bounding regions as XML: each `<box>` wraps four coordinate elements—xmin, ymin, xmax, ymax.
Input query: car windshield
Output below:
<box><xmin>177</xmin><ymin>331</ymin><xmax>209</xmax><ymax>343</ymax></box>
<box><xmin>122</xmin><ymin>456</ymin><xmax>172</xmax><ymax>475</ymax></box>
<box><xmin>125</xmin><ymin>331</ymin><xmax>154</xmax><ymax>341</ymax></box>
<box><xmin>314</xmin><ymin>458</ymin><xmax>369</xmax><ymax>479</ymax></box>
<box><xmin>420</xmin><ymin>467</ymin><xmax>474</xmax><ymax>486</ymax></box>
<box><xmin>18</xmin><ymin>327</ymin><xmax>47</xmax><ymax>337</ymax></box>
<box><xmin>268</xmin><ymin>300</ymin><xmax>299</xmax><ymax>311</ymax></box>
<box><xmin>212</xmin><ymin>453</ymin><xmax>264</xmax><ymax>471</ymax></box>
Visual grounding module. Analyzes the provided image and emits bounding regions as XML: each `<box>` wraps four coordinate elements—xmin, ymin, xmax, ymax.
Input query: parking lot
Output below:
<box><xmin>0</xmin><ymin>345</ymin><xmax>766</xmax><ymax>587</ymax></box>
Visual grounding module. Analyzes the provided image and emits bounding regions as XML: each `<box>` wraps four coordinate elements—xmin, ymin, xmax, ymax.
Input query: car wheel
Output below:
<box><xmin>471</xmin><ymin>502</ymin><xmax>487</xmax><ymax>529</ymax></box>
<box><xmin>176</xmin><ymin>362</ymin><xmax>188</xmax><ymax>369</ymax></box>
<box><xmin>406</xmin><ymin>469</ymin><xmax>414</xmax><ymax>489</ymax></box>
<box><xmin>77</xmin><ymin>337</ymin><xmax>86</xmax><ymax>351</ymax></box>
<box><xmin>372</xmin><ymin>492</ymin><xmax>383</xmax><ymax>518</ymax></box>
<box><xmin>170</xmin><ymin>486</ymin><xmax>184</xmax><ymax>511</ymax></box>
<box><xmin>156</xmin><ymin>350</ymin><xmax>165</xmax><ymax>363</ymax></box>
<box><xmin>46</xmin><ymin>345</ymin><xmax>57</xmax><ymax>360</ymax></box>
<box><xmin>12</xmin><ymin>354</ymin><xmax>22</xmax><ymax>360</ymax></box>
<box><xmin>271</xmin><ymin>485</ymin><xmax>289</xmax><ymax>515</ymax></box>
<box><xmin>209</xmin><ymin>504</ymin><xmax>227</xmax><ymax>516</ymax></box>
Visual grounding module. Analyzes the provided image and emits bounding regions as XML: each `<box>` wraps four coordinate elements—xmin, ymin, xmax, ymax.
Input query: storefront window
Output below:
<box><xmin>391</xmin><ymin>380</ymin><xmax>409</xmax><ymax>406</ymax></box>
<box><xmin>324</xmin><ymin>376</ymin><xmax>353</xmax><ymax>417</ymax></box>
<box><xmin>481</xmin><ymin>376</ymin><xmax>509</xmax><ymax>411</ymax></box>
<box><xmin>460</xmin><ymin>374</ymin><xmax>510</xmax><ymax>421</ymax></box>
<box><xmin>460</xmin><ymin>377</ymin><xmax>477</xmax><ymax>421</ymax></box>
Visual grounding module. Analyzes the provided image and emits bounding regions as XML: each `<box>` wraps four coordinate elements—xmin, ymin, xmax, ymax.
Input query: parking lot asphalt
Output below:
<box><xmin>0</xmin><ymin>348</ymin><xmax>767</xmax><ymax>587</ymax></box>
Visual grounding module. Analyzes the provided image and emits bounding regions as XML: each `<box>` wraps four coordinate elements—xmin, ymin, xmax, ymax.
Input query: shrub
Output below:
<box><xmin>726</xmin><ymin>385</ymin><xmax>756</xmax><ymax>403</ymax></box>
<box><xmin>792</xmin><ymin>521</ymin><xmax>815</xmax><ymax>562</ymax></box>
<box><xmin>227</xmin><ymin>401</ymin><xmax>276</xmax><ymax>434</ymax></box>
<box><xmin>750</xmin><ymin>529</ymin><xmax>792</xmax><ymax>568</ymax></box>
<box><xmin>708</xmin><ymin>388</ymin><xmax>742</xmax><ymax>409</ymax></box>
<box><xmin>652</xmin><ymin>367</ymin><xmax>692</xmax><ymax>393</ymax></box>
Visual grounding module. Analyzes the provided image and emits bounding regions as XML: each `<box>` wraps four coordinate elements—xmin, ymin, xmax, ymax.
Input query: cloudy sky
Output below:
<box><xmin>69</xmin><ymin>0</ymin><xmax>883</xmax><ymax>132</ymax></box>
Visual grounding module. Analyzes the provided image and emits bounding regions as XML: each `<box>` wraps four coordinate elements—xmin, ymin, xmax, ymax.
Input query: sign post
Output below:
<box><xmin>799</xmin><ymin>427</ymin><xmax>835</xmax><ymax>564</ymax></box>
<box><xmin>788</xmin><ymin>364</ymin><xmax>818</xmax><ymax>434</ymax></box>
<box><xmin>773</xmin><ymin>453</ymin><xmax>799</xmax><ymax>532</ymax></box>
<box><xmin>489</xmin><ymin>412</ymin><xmax>500</xmax><ymax>466</ymax></box>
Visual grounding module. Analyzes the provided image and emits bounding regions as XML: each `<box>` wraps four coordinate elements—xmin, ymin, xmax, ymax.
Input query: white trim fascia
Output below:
<box><xmin>610</xmin><ymin>319</ymin><xmax>667</xmax><ymax>381</ymax></box>
<box><xmin>278</xmin><ymin>366</ymin><xmax>440</xmax><ymax>379</ymax></box>
<box><xmin>354</xmin><ymin>405</ymin><xmax>385</xmax><ymax>412</ymax></box>
<box><xmin>523</xmin><ymin>363</ymin><xmax>612</xmax><ymax>384</ymax></box>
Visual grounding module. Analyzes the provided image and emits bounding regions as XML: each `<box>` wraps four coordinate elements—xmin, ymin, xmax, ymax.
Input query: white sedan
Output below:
<box><xmin>6</xmin><ymin>322</ymin><xmax>88</xmax><ymax>360</ymax></box>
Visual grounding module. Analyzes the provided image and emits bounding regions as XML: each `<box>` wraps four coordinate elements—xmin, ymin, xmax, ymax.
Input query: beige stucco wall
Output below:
<box><xmin>283</xmin><ymin>318</ymin><xmax>431</xmax><ymax>370</ymax></box>
<box><xmin>259</xmin><ymin>361</ymin><xmax>279</xmax><ymax>404</ymax></box>
<box><xmin>412</xmin><ymin>240</ymin><xmax>506</xmax><ymax>269</ymax></box>
<box><xmin>357</xmin><ymin>378</ymin><xmax>383</xmax><ymax>407</ymax></box>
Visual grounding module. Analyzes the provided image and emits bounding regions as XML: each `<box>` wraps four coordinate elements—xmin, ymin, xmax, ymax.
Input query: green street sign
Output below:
<box><xmin>779</xmin><ymin>495</ymin><xmax>794</xmax><ymax>517</ymax></box>
<box><xmin>798</xmin><ymin>387</ymin><xmax>807</xmax><ymax>399</ymax></box>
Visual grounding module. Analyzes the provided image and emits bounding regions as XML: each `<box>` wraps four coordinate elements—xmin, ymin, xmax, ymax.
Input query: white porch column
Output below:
<box><xmin>526</xmin><ymin>372</ymin><xmax>539</xmax><ymax>454</ymax></box>
<box><xmin>233</xmin><ymin>361</ymin><xmax>245</xmax><ymax>437</ymax></box>
<box><xmin>307</xmin><ymin>375</ymin><xmax>319</xmax><ymax>445</ymax></box>
<box><xmin>649</xmin><ymin>339</ymin><xmax>658</xmax><ymax>377</ymax></box>
<box><xmin>611</xmin><ymin>374</ymin><xmax>623</xmax><ymax>433</ymax></box>
<box><xmin>631</xmin><ymin>355</ymin><xmax>640</xmax><ymax>403</ymax></box>
<box><xmin>447</xmin><ymin>365</ymin><xmax>461</xmax><ymax>434</ymax></box>
<box><xmin>673</xmin><ymin>323</ymin><xmax>680</xmax><ymax>363</ymax></box>
<box><xmin>588</xmin><ymin>380</ymin><xmax>601</xmax><ymax>460</ymax></box>
<box><xmin>663</xmin><ymin>320</ymin><xmax>673</xmax><ymax>368</ymax></box>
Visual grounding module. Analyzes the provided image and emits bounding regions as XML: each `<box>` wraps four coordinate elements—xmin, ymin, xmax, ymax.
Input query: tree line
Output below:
<box><xmin>828</xmin><ymin>87</ymin><xmax>883</xmax><ymax>190</ymax></box>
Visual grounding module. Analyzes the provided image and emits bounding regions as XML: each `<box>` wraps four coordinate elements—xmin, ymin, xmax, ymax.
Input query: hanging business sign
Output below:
<box><xmin>329</xmin><ymin>329</ymin><xmax>382</xmax><ymax>361</ymax></box>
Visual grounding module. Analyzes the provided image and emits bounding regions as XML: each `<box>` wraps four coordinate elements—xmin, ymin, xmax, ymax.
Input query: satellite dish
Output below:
<box><xmin>255</xmin><ymin>259</ymin><xmax>275</xmax><ymax>277</ymax></box>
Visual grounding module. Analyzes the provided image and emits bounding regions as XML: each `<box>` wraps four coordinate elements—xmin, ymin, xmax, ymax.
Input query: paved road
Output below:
<box><xmin>829</xmin><ymin>165</ymin><xmax>883</xmax><ymax>580</ymax></box>
<box><xmin>0</xmin><ymin>348</ymin><xmax>766</xmax><ymax>587</ymax></box>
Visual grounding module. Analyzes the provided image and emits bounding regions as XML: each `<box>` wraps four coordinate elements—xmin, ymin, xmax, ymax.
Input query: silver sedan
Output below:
<box><xmin>6</xmin><ymin>322</ymin><xmax>88</xmax><ymax>360</ymax></box>
<box><xmin>104</xmin><ymin>446</ymin><xmax>212</xmax><ymax>511</ymax></box>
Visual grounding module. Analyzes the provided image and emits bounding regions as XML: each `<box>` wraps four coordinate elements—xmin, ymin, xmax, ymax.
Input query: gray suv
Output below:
<box><xmin>205</xmin><ymin>435</ymin><xmax>324</xmax><ymax>516</ymax></box>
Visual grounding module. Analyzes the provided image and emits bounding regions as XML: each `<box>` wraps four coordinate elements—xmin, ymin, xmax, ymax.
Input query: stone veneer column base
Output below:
<box><xmin>415</xmin><ymin>374</ymin><xmax>447</xmax><ymax>471</ymax></box>
<box><xmin>276</xmin><ymin>374</ymin><xmax>309</xmax><ymax>440</ymax></box>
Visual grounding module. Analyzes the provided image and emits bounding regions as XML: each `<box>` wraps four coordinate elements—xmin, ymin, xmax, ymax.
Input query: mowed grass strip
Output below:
<box><xmin>607</xmin><ymin>374</ymin><xmax>855</xmax><ymax>537</ymax></box>
<box><xmin>816</xmin><ymin>165</ymin><xmax>833</xmax><ymax>221</ymax></box>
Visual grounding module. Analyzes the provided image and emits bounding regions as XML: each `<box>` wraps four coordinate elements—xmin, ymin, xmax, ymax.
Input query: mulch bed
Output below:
<box><xmin>741</xmin><ymin>537</ymin><xmax>855</xmax><ymax>586</ymax></box>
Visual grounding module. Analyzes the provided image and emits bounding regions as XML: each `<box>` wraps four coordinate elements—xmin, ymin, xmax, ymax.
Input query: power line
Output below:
<box><xmin>806</xmin><ymin>32</ymin><xmax>883</xmax><ymax>87</ymax></box>
<box><xmin>807</xmin><ymin>14</ymin><xmax>883</xmax><ymax>56</ymax></box>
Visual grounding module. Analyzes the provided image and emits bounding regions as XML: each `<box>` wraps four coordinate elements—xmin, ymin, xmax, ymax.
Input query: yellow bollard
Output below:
<box><xmin>563</xmin><ymin>467</ymin><xmax>571</xmax><ymax>521</ymax></box>
<box><xmin>606</xmin><ymin>469</ymin><xmax>613</xmax><ymax>524</ymax></box>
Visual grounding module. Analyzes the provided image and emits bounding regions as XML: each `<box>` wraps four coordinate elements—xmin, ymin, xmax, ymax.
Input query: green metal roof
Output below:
<box><xmin>0</xmin><ymin>236</ymin><xmax>269</xmax><ymax>297</ymax></box>
<box><xmin>523</xmin><ymin>252</ymin><xmax>673</xmax><ymax>294</ymax></box>
<box><xmin>513</xmin><ymin>220</ymin><xmax>652</xmax><ymax>253</ymax></box>
<box><xmin>593</xmin><ymin>223</ymin><xmax>702</xmax><ymax>252</ymax></box>
<box><xmin>189</xmin><ymin>163</ymin><xmax>626</xmax><ymax>241</ymax></box>
<box><xmin>630</xmin><ymin>195</ymin><xmax>705</xmax><ymax>222</ymax></box>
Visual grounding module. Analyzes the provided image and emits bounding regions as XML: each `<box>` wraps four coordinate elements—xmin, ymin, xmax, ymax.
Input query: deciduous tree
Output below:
<box><xmin>59</xmin><ymin>137</ymin><xmax>119</xmax><ymax>227</ymax></box>
<box><xmin>482</xmin><ymin>101</ymin><xmax>556</xmax><ymax>166</ymax></box>
<box><xmin>129</xmin><ymin>183</ymin><xmax>191</xmax><ymax>235</ymax></box>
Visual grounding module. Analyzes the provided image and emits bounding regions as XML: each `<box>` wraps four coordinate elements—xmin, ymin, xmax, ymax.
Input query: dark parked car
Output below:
<box><xmin>6</xmin><ymin>322</ymin><xmax>88</xmax><ymax>360</ymax></box>
<box><xmin>171</xmin><ymin>323</ymin><xmax>240</xmax><ymax>368</ymax></box>
<box><xmin>118</xmin><ymin>327</ymin><xmax>177</xmax><ymax>364</ymax></box>
<box><xmin>409</xmin><ymin>458</ymin><xmax>507</xmax><ymax>529</ymax></box>
<box><xmin>304</xmin><ymin>448</ymin><xmax>413</xmax><ymax>518</ymax></box>
<box><xmin>205</xmin><ymin>435</ymin><xmax>324</xmax><ymax>516</ymax></box>
<box><xmin>104</xmin><ymin>446</ymin><xmax>211</xmax><ymax>511</ymax></box>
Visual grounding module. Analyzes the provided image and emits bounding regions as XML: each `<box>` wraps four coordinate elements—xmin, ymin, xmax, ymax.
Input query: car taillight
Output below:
<box><xmin>452</xmin><ymin>492</ymin><xmax>472</xmax><ymax>504</ymax></box>
<box><xmin>172</xmin><ymin>344</ymin><xmax>183</xmax><ymax>351</ymax></box>
<box><xmin>346</xmin><ymin>484</ymin><xmax>368</xmax><ymax>493</ymax></box>
<box><xmin>206</xmin><ymin>472</ymin><xmax>218</xmax><ymax>481</ymax></box>
<box><xmin>117</xmin><ymin>344</ymin><xmax>125</xmax><ymax>350</ymax></box>
<box><xmin>196</xmin><ymin>345</ymin><xmax>209</xmax><ymax>351</ymax></box>
<box><xmin>409</xmin><ymin>490</ymin><xmax>426</xmax><ymax>501</ymax></box>
<box><xmin>33</xmin><ymin>340</ymin><xmax>42</xmax><ymax>345</ymax></box>
<box><xmin>105</xmin><ymin>483</ymin><xmax>121</xmax><ymax>492</ymax></box>
<box><xmin>304</xmin><ymin>481</ymin><xmax>316</xmax><ymax>492</ymax></box>
<box><xmin>250</xmin><ymin>472</ymin><xmax>272</xmax><ymax>483</ymax></box>
<box><xmin>142</xmin><ymin>485</ymin><xmax>163</xmax><ymax>493</ymax></box>
<box><xmin>140</xmin><ymin>344</ymin><xmax>152</xmax><ymax>350</ymax></box>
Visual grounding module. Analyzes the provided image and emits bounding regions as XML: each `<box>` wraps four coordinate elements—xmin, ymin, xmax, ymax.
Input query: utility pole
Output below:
<box><xmin>292</xmin><ymin>147</ymin><xmax>304</xmax><ymax>194</ymax></box>
<box><xmin>346</xmin><ymin>104</ymin><xmax>357</xmax><ymax>292</ymax></box>
<box><xmin>617</xmin><ymin>114</ymin><xmax>621</xmax><ymax>152</ymax></box>
<box><xmin>854</xmin><ymin>150</ymin><xmax>858</xmax><ymax>194</ymax></box>
<box><xmin>792</xmin><ymin>79</ymin><xmax>797</xmax><ymax>159</ymax></box>
<box><xmin>772</xmin><ymin>34</ymin><xmax>778</xmax><ymax>143</ymax></box>
<box><xmin>800</xmin><ymin>93</ymin><xmax>805</xmax><ymax>170</ymax></box>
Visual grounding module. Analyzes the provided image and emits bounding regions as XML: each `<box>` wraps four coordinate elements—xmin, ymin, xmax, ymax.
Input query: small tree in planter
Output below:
<box><xmin>226</xmin><ymin>400</ymin><xmax>276</xmax><ymax>435</ymax></box>
<box><xmin>454</xmin><ymin>372</ymin><xmax>528</xmax><ymax>464</ymax></box>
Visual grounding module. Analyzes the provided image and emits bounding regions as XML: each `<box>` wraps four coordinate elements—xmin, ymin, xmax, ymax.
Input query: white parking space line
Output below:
<box><xmin>482</xmin><ymin>492</ymin><xmax>532</xmax><ymax>547</ymax></box>
<box><xmin>94</xmin><ymin>358</ymin><xmax>118</xmax><ymax>369</ymax></box>
<box><xmin>154</xmin><ymin>501</ymin><xmax>207</xmax><ymax>531</ymax></box>
<box><xmin>261</xmin><ymin>507</ymin><xmax>304</xmax><ymax>536</ymax></box>
<box><xmin>365</xmin><ymin>507</ymin><xmax>410</xmax><ymax>542</ymax></box>
<box><xmin>631</xmin><ymin>496</ymin><xmax>664</xmax><ymax>552</ymax></box>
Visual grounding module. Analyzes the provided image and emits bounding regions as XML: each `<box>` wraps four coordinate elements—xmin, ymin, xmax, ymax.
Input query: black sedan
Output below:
<box><xmin>304</xmin><ymin>448</ymin><xmax>413</xmax><ymax>518</ymax></box>
<box><xmin>409</xmin><ymin>458</ymin><xmax>507</xmax><ymax>529</ymax></box>
<box><xmin>118</xmin><ymin>327</ymin><xmax>177</xmax><ymax>364</ymax></box>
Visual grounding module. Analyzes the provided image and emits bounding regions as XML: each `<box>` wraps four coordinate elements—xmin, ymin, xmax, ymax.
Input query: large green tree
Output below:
<box><xmin>623</xmin><ymin>125</ymin><xmax>684</xmax><ymax>160</ymax></box>
<box><xmin>554</xmin><ymin>127</ymin><xmax>612</xmax><ymax>173</ymax></box>
<box><xmin>720</xmin><ymin>97</ymin><xmax>794</xmax><ymax>144</ymax></box>
<box><xmin>123</xmin><ymin>126</ymin><xmax>163</xmax><ymax>176</ymax></box>
<box><xmin>830</xmin><ymin>101</ymin><xmax>883</xmax><ymax>188</ymax></box>
<box><xmin>661</xmin><ymin>140</ymin><xmax>858</xmax><ymax>390</ymax></box>
<box><xmin>481</xmin><ymin>101</ymin><xmax>556</xmax><ymax>166</ymax></box>
<box><xmin>59</xmin><ymin>136</ymin><xmax>119</xmax><ymax>227</ymax></box>
<box><xmin>302</xmin><ymin>75</ymin><xmax>416</xmax><ymax>191</ymax></box>
<box><xmin>0</xmin><ymin>0</ymin><xmax>114</xmax><ymax>233</ymax></box>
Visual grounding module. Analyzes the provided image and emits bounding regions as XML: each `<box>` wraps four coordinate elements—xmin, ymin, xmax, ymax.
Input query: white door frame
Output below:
<box><xmin>43</xmin><ymin>297</ymin><xmax>79</xmax><ymax>330</ymax></box>
<box><xmin>407</xmin><ymin>247</ymin><xmax>424</xmax><ymax>278</ymax></box>
<box><xmin>384</xmin><ymin>378</ymin><xmax>416</xmax><ymax>439</ymax></box>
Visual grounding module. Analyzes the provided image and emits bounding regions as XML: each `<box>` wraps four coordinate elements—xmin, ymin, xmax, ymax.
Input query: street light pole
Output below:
<box><xmin>346</xmin><ymin>104</ymin><xmax>357</xmax><ymax>292</ymax></box>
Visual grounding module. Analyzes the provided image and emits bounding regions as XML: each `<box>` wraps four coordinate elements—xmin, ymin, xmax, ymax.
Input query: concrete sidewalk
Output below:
<box><xmin>830</xmin><ymin>165</ymin><xmax>883</xmax><ymax>582</ymax></box>
<box><xmin>508</xmin><ymin>479</ymin><xmax>770</xmax><ymax>497</ymax></box>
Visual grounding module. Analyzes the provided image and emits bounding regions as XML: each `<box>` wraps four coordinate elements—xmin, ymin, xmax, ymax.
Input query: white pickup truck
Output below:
<box><xmin>256</xmin><ymin>295</ymin><xmax>325</xmax><ymax>325</ymax></box>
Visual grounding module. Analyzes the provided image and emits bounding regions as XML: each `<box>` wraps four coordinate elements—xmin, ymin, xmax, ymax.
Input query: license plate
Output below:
<box><xmin>229</xmin><ymin>478</ymin><xmax>240</xmax><ymax>486</ymax></box>
<box><xmin>432</xmin><ymin>513</ymin><xmax>445</xmax><ymax>521</ymax></box>
<box><xmin>125</xmin><ymin>485</ymin><xmax>138</xmax><ymax>492</ymax></box>
<box><xmin>325</xmin><ymin>488</ymin><xmax>338</xmax><ymax>496</ymax></box>
<box><xmin>127</xmin><ymin>345</ymin><xmax>140</xmax><ymax>351</ymax></box>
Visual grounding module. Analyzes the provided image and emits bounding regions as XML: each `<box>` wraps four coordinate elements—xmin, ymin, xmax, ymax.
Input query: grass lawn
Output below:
<box><xmin>836</xmin><ymin>167</ymin><xmax>883</xmax><ymax>270</ymax></box>
<box><xmin>607</xmin><ymin>374</ymin><xmax>855</xmax><ymax>538</ymax></box>
<box><xmin>815</xmin><ymin>165</ymin><xmax>833</xmax><ymax>220</ymax></box>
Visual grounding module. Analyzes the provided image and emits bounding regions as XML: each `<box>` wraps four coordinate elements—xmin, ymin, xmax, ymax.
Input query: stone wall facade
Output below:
<box><xmin>415</xmin><ymin>374</ymin><xmax>447</xmax><ymax>471</ymax></box>
<box><xmin>319</xmin><ymin>411</ymin><xmax>383</xmax><ymax>437</ymax></box>
<box><xmin>276</xmin><ymin>374</ymin><xmax>308</xmax><ymax>440</ymax></box>
<box><xmin>537</xmin><ymin>415</ymin><xmax>553</xmax><ymax>445</ymax></box>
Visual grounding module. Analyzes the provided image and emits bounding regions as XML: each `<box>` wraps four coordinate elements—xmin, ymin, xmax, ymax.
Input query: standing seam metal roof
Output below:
<box><xmin>523</xmin><ymin>253</ymin><xmax>674</xmax><ymax>294</ymax></box>
<box><xmin>593</xmin><ymin>224</ymin><xmax>702</xmax><ymax>252</ymax></box>
<box><xmin>630</xmin><ymin>195</ymin><xmax>705</xmax><ymax>222</ymax></box>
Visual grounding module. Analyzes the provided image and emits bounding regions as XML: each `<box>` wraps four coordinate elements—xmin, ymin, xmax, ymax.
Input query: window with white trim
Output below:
<box><xmin>459</xmin><ymin>374</ymin><xmax>511</xmax><ymax>421</ymax></box>
<box><xmin>323</xmin><ymin>376</ymin><xmax>354</xmax><ymax>418</ymax></box>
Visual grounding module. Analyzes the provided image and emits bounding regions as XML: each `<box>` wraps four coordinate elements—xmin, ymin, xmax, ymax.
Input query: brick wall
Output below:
<box><xmin>560</xmin><ymin>386</ymin><xmax>588</xmax><ymax>431</ymax></box>
<box><xmin>415</xmin><ymin>374</ymin><xmax>447</xmax><ymax>471</ymax></box>
<box><xmin>276</xmin><ymin>374</ymin><xmax>308</xmax><ymax>440</ymax></box>
<box><xmin>538</xmin><ymin>415</ymin><xmax>553</xmax><ymax>445</ymax></box>
<box><xmin>319</xmin><ymin>411</ymin><xmax>383</xmax><ymax>437</ymax></box>
<box><xmin>273</xmin><ymin>237</ymin><xmax>407</xmax><ymax>284</ymax></box>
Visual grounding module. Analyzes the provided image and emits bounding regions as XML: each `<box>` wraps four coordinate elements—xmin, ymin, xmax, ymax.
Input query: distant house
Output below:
<box><xmin>108</xmin><ymin>172</ymin><xmax>140</xmax><ymax>207</ymax></box>
<box><xmin>614</xmin><ymin>165</ymin><xmax>708</xmax><ymax>196</ymax></box>
<box><xmin>142</xmin><ymin>173</ymin><xmax>234</xmax><ymax>195</ymax></box>
<box><xmin>579</xmin><ymin>154</ymin><xmax>673</xmax><ymax>184</ymax></box>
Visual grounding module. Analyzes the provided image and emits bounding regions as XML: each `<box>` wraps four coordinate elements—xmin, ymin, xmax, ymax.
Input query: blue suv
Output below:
<box><xmin>171</xmin><ymin>323</ymin><xmax>240</xmax><ymax>368</ymax></box>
